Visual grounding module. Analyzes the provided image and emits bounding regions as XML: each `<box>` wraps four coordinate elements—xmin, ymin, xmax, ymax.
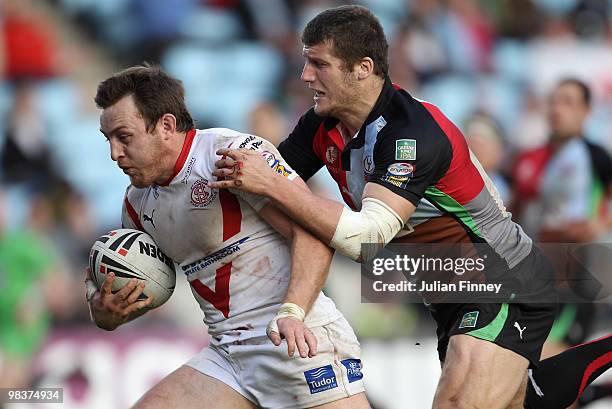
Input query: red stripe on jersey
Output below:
<box><xmin>123</xmin><ymin>196</ymin><xmax>145</xmax><ymax>231</ymax></box>
<box><xmin>312</xmin><ymin>123</ymin><xmax>357</xmax><ymax>209</ymax></box>
<box><xmin>219</xmin><ymin>190</ymin><xmax>242</xmax><ymax>241</ymax></box>
<box><xmin>160</xmin><ymin>129</ymin><xmax>197</xmax><ymax>186</ymax></box>
<box><xmin>190</xmin><ymin>263</ymin><xmax>232</xmax><ymax>318</ymax></box>
<box><xmin>421</xmin><ymin>101</ymin><xmax>484</xmax><ymax>205</ymax></box>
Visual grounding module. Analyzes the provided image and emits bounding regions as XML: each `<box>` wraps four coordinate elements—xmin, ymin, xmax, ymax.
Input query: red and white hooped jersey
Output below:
<box><xmin>122</xmin><ymin>128</ymin><xmax>341</xmax><ymax>345</ymax></box>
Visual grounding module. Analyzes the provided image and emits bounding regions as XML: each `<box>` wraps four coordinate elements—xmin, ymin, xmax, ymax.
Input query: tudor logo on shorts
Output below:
<box><xmin>459</xmin><ymin>311</ymin><xmax>479</xmax><ymax>329</ymax></box>
<box><xmin>304</xmin><ymin>365</ymin><xmax>338</xmax><ymax>394</ymax></box>
<box><xmin>341</xmin><ymin>359</ymin><xmax>363</xmax><ymax>383</ymax></box>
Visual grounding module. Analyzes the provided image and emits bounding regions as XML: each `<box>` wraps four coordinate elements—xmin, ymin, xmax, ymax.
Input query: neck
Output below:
<box><xmin>154</xmin><ymin>130</ymin><xmax>188</xmax><ymax>185</ymax></box>
<box><xmin>339</xmin><ymin>76</ymin><xmax>385</xmax><ymax>136</ymax></box>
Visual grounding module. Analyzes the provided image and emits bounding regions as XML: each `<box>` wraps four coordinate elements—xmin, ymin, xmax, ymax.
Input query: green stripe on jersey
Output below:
<box><xmin>424</xmin><ymin>187</ymin><xmax>484</xmax><ymax>238</ymax></box>
<box><xmin>466</xmin><ymin>303</ymin><xmax>509</xmax><ymax>342</ymax></box>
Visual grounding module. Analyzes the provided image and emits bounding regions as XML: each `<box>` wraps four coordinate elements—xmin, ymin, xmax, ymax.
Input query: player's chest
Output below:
<box><xmin>136</xmin><ymin>178</ymin><xmax>224</xmax><ymax>262</ymax></box>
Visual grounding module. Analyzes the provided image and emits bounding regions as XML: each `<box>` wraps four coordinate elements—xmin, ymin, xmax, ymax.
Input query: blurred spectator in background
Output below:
<box><xmin>512</xmin><ymin>78</ymin><xmax>612</xmax><ymax>408</ymax></box>
<box><xmin>2</xmin><ymin>0</ymin><xmax>63</xmax><ymax>80</ymax></box>
<box><xmin>247</xmin><ymin>101</ymin><xmax>288</xmax><ymax>146</ymax></box>
<box><xmin>0</xmin><ymin>190</ymin><xmax>65</xmax><ymax>389</ymax></box>
<box><xmin>1</xmin><ymin>82</ymin><xmax>58</xmax><ymax>189</ymax></box>
<box><xmin>464</xmin><ymin>112</ymin><xmax>510</xmax><ymax>204</ymax></box>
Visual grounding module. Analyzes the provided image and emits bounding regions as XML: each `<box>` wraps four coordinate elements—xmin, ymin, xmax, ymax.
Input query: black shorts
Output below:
<box><xmin>431</xmin><ymin>301</ymin><xmax>557</xmax><ymax>367</ymax></box>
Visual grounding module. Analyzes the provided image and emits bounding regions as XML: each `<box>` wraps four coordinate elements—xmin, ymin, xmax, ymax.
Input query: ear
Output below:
<box><xmin>158</xmin><ymin>113</ymin><xmax>177</xmax><ymax>139</ymax></box>
<box><xmin>356</xmin><ymin>57</ymin><xmax>375</xmax><ymax>80</ymax></box>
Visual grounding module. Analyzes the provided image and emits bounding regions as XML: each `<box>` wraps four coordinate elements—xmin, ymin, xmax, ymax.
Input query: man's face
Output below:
<box><xmin>300</xmin><ymin>41</ymin><xmax>360</xmax><ymax>118</ymax></box>
<box><xmin>548</xmin><ymin>83</ymin><xmax>590</xmax><ymax>140</ymax></box>
<box><xmin>100</xmin><ymin>95</ymin><xmax>165</xmax><ymax>188</ymax></box>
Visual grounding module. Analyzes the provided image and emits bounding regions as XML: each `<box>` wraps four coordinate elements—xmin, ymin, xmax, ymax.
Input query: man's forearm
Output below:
<box><xmin>268</xmin><ymin>174</ymin><xmax>343</xmax><ymax>244</ymax></box>
<box><xmin>284</xmin><ymin>223</ymin><xmax>334</xmax><ymax>312</ymax></box>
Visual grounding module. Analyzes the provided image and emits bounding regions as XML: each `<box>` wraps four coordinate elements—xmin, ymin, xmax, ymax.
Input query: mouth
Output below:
<box><xmin>313</xmin><ymin>90</ymin><xmax>325</xmax><ymax>101</ymax></box>
<box><xmin>120</xmin><ymin>166</ymin><xmax>134</xmax><ymax>175</ymax></box>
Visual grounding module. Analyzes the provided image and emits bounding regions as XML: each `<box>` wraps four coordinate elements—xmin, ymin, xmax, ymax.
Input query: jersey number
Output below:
<box><xmin>190</xmin><ymin>190</ymin><xmax>242</xmax><ymax>318</ymax></box>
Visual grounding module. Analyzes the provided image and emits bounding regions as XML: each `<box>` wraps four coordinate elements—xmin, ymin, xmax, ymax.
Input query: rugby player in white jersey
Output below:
<box><xmin>84</xmin><ymin>64</ymin><xmax>370</xmax><ymax>409</ymax></box>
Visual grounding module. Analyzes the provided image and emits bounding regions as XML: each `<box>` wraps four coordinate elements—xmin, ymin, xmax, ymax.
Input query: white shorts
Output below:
<box><xmin>186</xmin><ymin>316</ymin><xmax>365</xmax><ymax>408</ymax></box>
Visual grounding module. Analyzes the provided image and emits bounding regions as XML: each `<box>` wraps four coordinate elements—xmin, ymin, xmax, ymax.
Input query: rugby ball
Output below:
<box><xmin>89</xmin><ymin>228</ymin><xmax>176</xmax><ymax>309</ymax></box>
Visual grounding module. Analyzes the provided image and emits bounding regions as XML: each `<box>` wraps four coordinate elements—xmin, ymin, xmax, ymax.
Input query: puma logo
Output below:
<box><xmin>514</xmin><ymin>322</ymin><xmax>526</xmax><ymax>339</ymax></box>
<box><xmin>143</xmin><ymin>209</ymin><xmax>156</xmax><ymax>228</ymax></box>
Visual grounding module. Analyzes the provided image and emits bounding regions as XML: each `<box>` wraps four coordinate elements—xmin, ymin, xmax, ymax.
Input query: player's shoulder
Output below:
<box><xmin>124</xmin><ymin>184</ymin><xmax>147</xmax><ymax>206</ymax></box>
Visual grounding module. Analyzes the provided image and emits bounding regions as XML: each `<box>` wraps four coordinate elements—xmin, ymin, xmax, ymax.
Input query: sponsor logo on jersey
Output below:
<box><xmin>238</xmin><ymin>136</ymin><xmax>256</xmax><ymax>149</ymax></box>
<box><xmin>382</xmin><ymin>174</ymin><xmax>410</xmax><ymax>189</ymax></box>
<box><xmin>325</xmin><ymin>146</ymin><xmax>338</xmax><ymax>164</ymax></box>
<box><xmin>152</xmin><ymin>184</ymin><xmax>160</xmax><ymax>199</ymax></box>
<box><xmin>180</xmin><ymin>157</ymin><xmax>197</xmax><ymax>184</ymax></box>
<box><xmin>341</xmin><ymin>359</ymin><xmax>363</xmax><ymax>383</ymax></box>
<box><xmin>387</xmin><ymin>163</ymin><xmax>414</xmax><ymax>177</ymax></box>
<box><xmin>459</xmin><ymin>311</ymin><xmax>479</xmax><ymax>329</ymax></box>
<box><xmin>181</xmin><ymin>236</ymin><xmax>250</xmax><ymax>276</ymax></box>
<box><xmin>261</xmin><ymin>151</ymin><xmax>292</xmax><ymax>177</ymax></box>
<box><xmin>304</xmin><ymin>365</ymin><xmax>338</xmax><ymax>394</ymax></box>
<box><xmin>249</xmin><ymin>140</ymin><xmax>263</xmax><ymax>150</ymax></box>
<box><xmin>190</xmin><ymin>178</ymin><xmax>217</xmax><ymax>208</ymax></box>
<box><xmin>396</xmin><ymin>139</ymin><xmax>416</xmax><ymax>160</ymax></box>
<box><xmin>143</xmin><ymin>209</ymin><xmax>156</xmax><ymax>228</ymax></box>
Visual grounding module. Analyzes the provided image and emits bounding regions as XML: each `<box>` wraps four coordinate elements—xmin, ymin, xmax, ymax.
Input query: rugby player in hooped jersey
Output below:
<box><xmin>212</xmin><ymin>5</ymin><xmax>612</xmax><ymax>409</ymax></box>
<box><xmin>85</xmin><ymin>65</ymin><xmax>370</xmax><ymax>409</ymax></box>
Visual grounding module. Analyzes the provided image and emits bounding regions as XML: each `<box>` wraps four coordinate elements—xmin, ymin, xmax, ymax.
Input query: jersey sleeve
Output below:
<box><xmin>277</xmin><ymin>108</ymin><xmax>325</xmax><ymax>181</ymax></box>
<box><xmin>367</xmin><ymin>128</ymin><xmax>452</xmax><ymax>207</ymax></box>
<box><xmin>216</xmin><ymin>132</ymin><xmax>298</xmax><ymax>212</ymax></box>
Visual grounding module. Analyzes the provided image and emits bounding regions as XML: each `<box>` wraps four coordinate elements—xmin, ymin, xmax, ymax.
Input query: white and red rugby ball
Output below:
<box><xmin>89</xmin><ymin>228</ymin><xmax>176</xmax><ymax>309</ymax></box>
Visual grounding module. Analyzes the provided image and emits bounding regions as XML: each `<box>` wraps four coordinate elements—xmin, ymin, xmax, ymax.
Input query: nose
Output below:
<box><xmin>301</xmin><ymin>62</ymin><xmax>314</xmax><ymax>83</ymax></box>
<box><xmin>109</xmin><ymin>138</ymin><xmax>123</xmax><ymax>162</ymax></box>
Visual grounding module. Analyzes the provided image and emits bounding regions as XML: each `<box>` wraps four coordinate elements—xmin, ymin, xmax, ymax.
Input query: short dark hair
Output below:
<box><xmin>302</xmin><ymin>5</ymin><xmax>389</xmax><ymax>77</ymax></box>
<box><xmin>557</xmin><ymin>78</ymin><xmax>591</xmax><ymax>107</ymax></box>
<box><xmin>95</xmin><ymin>64</ymin><xmax>194</xmax><ymax>132</ymax></box>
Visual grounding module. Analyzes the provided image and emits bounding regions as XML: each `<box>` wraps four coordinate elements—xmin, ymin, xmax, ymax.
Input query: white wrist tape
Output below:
<box><xmin>85</xmin><ymin>279</ymin><xmax>98</xmax><ymax>303</ymax></box>
<box><xmin>267</xmin><ymin>303</ymin><xmax>306</xmax><ymax>335</ymax></box>
<box><xmin>330</xmin><ymin>197</ymin><xmax>404</xmax><ymax>262</ymax></box>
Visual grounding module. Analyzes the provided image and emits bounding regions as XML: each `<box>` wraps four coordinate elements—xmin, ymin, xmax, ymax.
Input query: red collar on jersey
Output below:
<box><xmin>159</xmin><ymin>129</ymin><xmax>197</xmax><ymax>186</ymax></box>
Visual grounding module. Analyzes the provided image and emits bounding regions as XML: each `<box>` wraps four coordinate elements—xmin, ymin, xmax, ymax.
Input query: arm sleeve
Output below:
<box><xmin>277</xmin><ymin>108</ymin><xmax>325</xmax><ymax>181</ymax></box>
<box><xmin>367</xmin><ymin>128</ymin><xmax>452</xmax><ymax>207</ymax></box>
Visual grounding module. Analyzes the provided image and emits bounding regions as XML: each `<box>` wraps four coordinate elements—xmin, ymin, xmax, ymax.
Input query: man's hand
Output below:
<box><xmin>210</xmin><ymin>148</ymin><xmax>279</xmax><ymax>194</ymax></box>
<box><xmin>87</xmin><ymin>268</ymin><xmax>153</xmax><ymax>330</ymax></box>
<box><xmin>268</xmin><ymin>317</ymin><xmax>318</xmax><ymax>358</ymax></box>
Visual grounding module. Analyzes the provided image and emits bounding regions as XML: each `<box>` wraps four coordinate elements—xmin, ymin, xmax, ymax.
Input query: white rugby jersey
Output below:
<box><xmin>121</xmin><ymin>128</ymin><xmax>341</xmax><ymax>345</ymax></box>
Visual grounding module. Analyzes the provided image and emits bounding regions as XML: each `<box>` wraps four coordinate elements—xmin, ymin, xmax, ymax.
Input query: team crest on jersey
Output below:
<box><xmin>190</xmin><ymin>178</ymin><xmax>217</xmax><ymax>208</ymax></box>
<box><xmin>363</xmin><ymin>155</ymin><xmax>374</xmax><ymax>174</ymax></box>
<box><xmin>396</xmin><ymin>139</ymin><xmax>416</xmax><ymax>160</ymax></box>
<box><xmin>325</xmin><ymin>146</ymin><xmax>338</xmax><ymax>164</ymax></box>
